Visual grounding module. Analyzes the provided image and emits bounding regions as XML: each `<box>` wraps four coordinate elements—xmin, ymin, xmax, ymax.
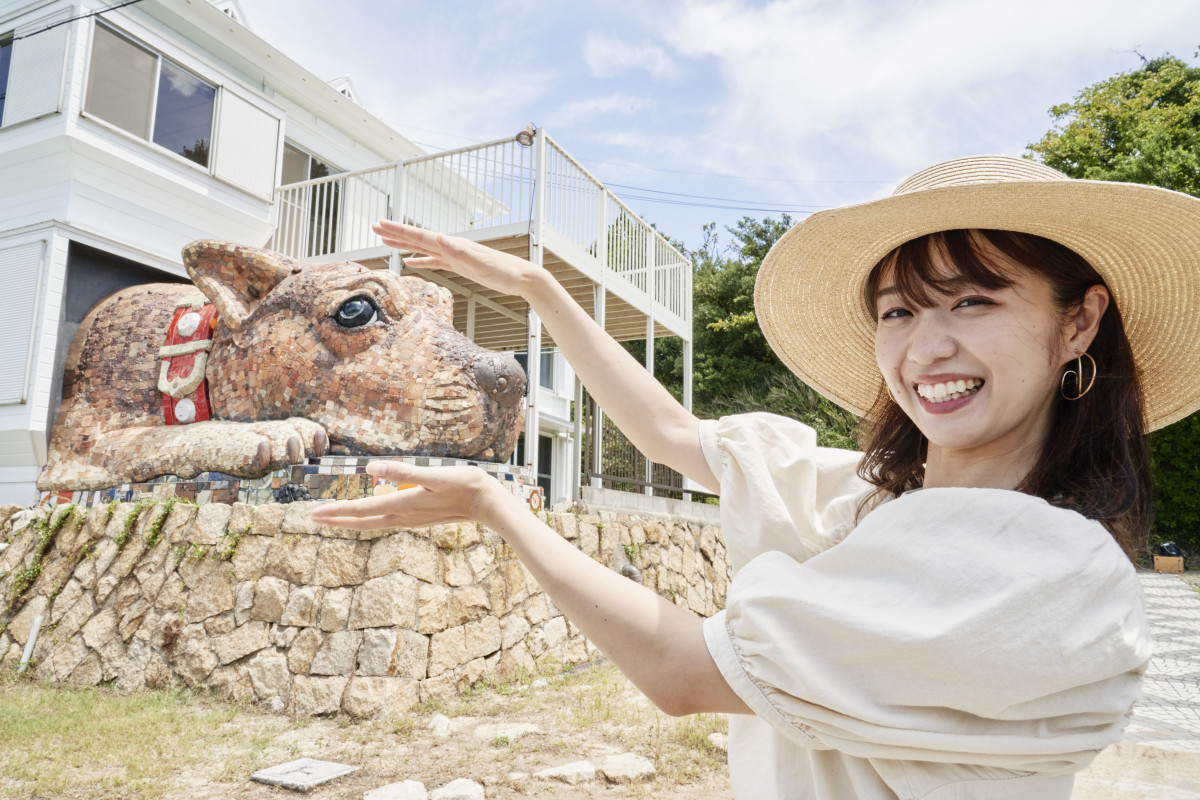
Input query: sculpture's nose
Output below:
<box><xmin>473</xmin><ymin>354</ymin><xmax>527</xmax><ymax>408</ymax></box>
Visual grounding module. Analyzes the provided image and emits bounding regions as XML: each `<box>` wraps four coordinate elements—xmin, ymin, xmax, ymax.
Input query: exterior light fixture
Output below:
<box><xmin>515</xmin><ymin>123</ymin><xmax>536</xmax><ymax>147</ymax></box>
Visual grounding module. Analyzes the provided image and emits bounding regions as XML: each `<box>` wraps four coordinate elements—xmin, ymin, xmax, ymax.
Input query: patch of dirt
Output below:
<box><xmin>154</xmin><ymin>665</ymin><xmax>734</xmax><ymax>799</ymax></box>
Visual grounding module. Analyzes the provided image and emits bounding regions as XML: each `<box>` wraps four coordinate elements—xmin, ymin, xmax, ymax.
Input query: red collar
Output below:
<box><xmin>159</xmin><ymin>301</ymin><xmax>218</xmax><ymax>425</ymax></box>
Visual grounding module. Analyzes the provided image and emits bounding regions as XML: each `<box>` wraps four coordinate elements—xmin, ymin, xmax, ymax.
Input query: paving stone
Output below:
<box><xmin>250</xmin><ymin>758</ymin><xmax>356</xmax><ymax>791</ymax></box>
<box><xmin>429</xmin><ymin>778</ymin><xmax>484</xmax><ymax>800</ymax></box>
<box><xmin>365</xmin><ymin>780</ymin><xmax>428</xmax><ymax>800</ymax></box>
<box><xmin>533</xmin><ymin>760</ymin><xmax>595</xmax><ymax>784</ymax></box>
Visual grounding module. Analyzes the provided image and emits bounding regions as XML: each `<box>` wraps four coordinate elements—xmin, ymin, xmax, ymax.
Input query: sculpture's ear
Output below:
<box><xmin>182</xmin><ymin>240</ymin><xmax>304</xmax><ymax>331</ymax></box>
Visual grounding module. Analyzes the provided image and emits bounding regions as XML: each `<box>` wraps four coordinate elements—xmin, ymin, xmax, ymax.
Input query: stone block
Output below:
<box><xmin>69</xmin><ymin>652</ymin><xmax>104</xmax><ymax>686</ymax></box>
<box><xmin>251</xmin><ymin>503</ymin><xmax>286</xmax><ymax>537</ymax></box>
<box><xmin>55</xmin><ymin>594</ymin><xmax>96</xmax><ymax>640</ymax></box>
<box><xmin>119</xmin><ymin>598</ymin><xmax>152</xmax><ymax>642</ymax></box>
<box><xmin>318</xmin><ymin>587</ymin><xmax>353</xmax><ymax>631</ymax></box>
<box><xmin>465</xmin><ymin>545</ymin><xmax>493</xmax><ymax>579</ymax></box>
<box><xmin>464</xmin><ymin>617</ymin><xmax>501</xmax><ymax>661</ymax></box>
<box><xmin>417</xmin><ymin>583</ymin><xmax>449</xmax><ymax>635</ymax></box>
<box><xmin>428</xmin><ymin>626</ymin><xmax>465</xmax><ymax>677</ymax></box>
<box><xmin>80</xmin><ymin>606</ymin><xmax>116</xmax><ymax>650</ymax></box>
<box><xmin>597</xmin><ymin>753</ymin><xmax>655</xmax><ymax>784</ymax></box>
<box><xmin>342</xmin><ymin>676</ymin><xmax>420</xmax><ymax>719</ymax></box>
<box><xmin>211</xmin><ymin>621</ymin><xmax>269</xmax><ymax>665</ymax></box>
<box><xmin>447</xmin><ymin>586</ymin><xmax>489</xmax><ymax>628</ymax></box>
<box><xmin>231</xmin><ymin>534</ymin><xmax>272</xmax><ymax>581</ymax></box>
<box><xmin>441</xmin><ymin>552</ymin><xmax>473</xmax><ymax>587</ymax></box>
<box><xmin>500</xmin><ymin>615</ymin><xmax>530</xmax><ymax>650</ymax></box>
<box><xmin>204</xmin><ymin>611</ymin><xmax>236</xmax><ymax>636</ymax></box>
<box><xmin>250</xmin><ymin>576</ymin><xmax>290</xmax><ymax>622</ymax></box>
<box><xmin>228</xmin><ymin>502</ymin><xmax>255</xmax><ymax>534</ymax></box>
<box><xmin>430</xmin><ymin>523</ymin><xmax>481</xmax><ymax>550</ymax></box>
<box><xmin>46</xmin><ymin>634</ymin><xmax>90</xmax><ymax>681</ymax></box>
<box><xmin>50</xmin><ymin>579</ymin><xmax>83</xmax><ymax>625</ymax></box>
<box><xmin>185</xmin><ymin>568</ymin><xmax>236</xmax><ymax>623</ymax></box>
<box><xmin>272</xmin><ymin>625</ymin><xmax>300</xmax><ymax>648</ymax></box>
<box><xmin>534</xmin><ymin>761</ymin><xmax>595</xmax><ymax>785</ymax></box>
<box><xmin>493</xmin><ymin>642</ymin><xmax>535</xmax><ymax>684</ymax></box>
<box><xmin>210</xmin><ymin>664</ymin><xmax>255</xmax><ymax>704</ymax></box>
<box><xmin>234</xmin><ymin>581</ymin><xmax>256</xmax><ymax>625</ymax></box>
<box><xmin>429</xmin><ymin>778</ymin><xmax>485</xmax><ymax>800</ymax></box>
<box><xmin>313</xmin><ymin>539</ymin><xmax>368</xmax><ymax>587</ymax></box>
<box><xmin>263</xmin><ymin>535</ymin><xmax>319</xmax><ymax>584</ymax></box>
<box><xmin>190</xmin><ymin>503</ymin><xmax>233</xmax><ymax>546</ymax></box>
<box><xmin>368</xmin><ymin>533</ymin><xmax>439</xmax><ymax>584</ymax></box>
<box><xmin>171</xmin><ymin>623</ymin><xmax>217</xmax><ymax>686</ymax></box>
<box><xmin>291</xmin><ymin>675</ymin><xmax>348</xmax><ymax>715</ymax></box>
<box><xmin>287</xmin><ymin>627</ymin><xmax>323</xmax><ymax>675</ymax></box>
<box><xmin>281</xmin><ymin>501</ymin><xmax>324</xmax><ymax>535</ymax></box>
<box><xmin>280</xmin><ymin>585</ymin><xmax>321</xmax><ymax>627</ymax></box>
<box><xmin>248</xmin><ymin>649</ymin><xmax>292</xmax><ymax>712</ymax></box>
<box><xmin>310</xmin><ymin>630</ymin><xmax>362</xmax><ymax>675</ymax></box>
<box><xmin>356</xmin><ymin>628</ymin><xmax>427</xmax><ymax>679</ymax></box>
<box><xmin>349</xmin><ymin>573</ymin><xmax>417</xmax><ymax>629</ymax></box>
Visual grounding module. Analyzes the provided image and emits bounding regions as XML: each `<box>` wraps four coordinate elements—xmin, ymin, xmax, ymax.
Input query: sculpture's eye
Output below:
<box><xmin>334</xmin><ymin>296</ymin><xmax>377</xmax><ymax>328</ymax></box>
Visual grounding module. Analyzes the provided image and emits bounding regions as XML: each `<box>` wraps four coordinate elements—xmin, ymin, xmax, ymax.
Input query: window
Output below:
<box><xmin>282</xmin><ymin>142</ymin><xmax>341</xmax><ymax>256</ymax></box>
<box><xmin>513</xmin><ymin>350</ymin><xmax>557</xmax><ymax>391</ymax></box>
<box><xmin>0</xmin><ymin>37</ymin><xmax>12</xmax><ymax>124</ymax></box>
<box><xmin>84</xmin><ymin>24</ymin><xmax>215</xmax><ymax>167</ymax></box>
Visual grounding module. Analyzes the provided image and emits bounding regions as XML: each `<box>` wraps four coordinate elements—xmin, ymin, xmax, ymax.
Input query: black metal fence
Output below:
<box><xmin>579</xmin><ymin>394</ymin><xmax>716</xmax><ymax>502</ymax></box>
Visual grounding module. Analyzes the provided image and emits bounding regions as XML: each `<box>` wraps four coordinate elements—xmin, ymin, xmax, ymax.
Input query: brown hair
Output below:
<box><xmin>856</xmin><ymin>229</ymin><xmax>1151</xmax><ymax>558</ymax></box>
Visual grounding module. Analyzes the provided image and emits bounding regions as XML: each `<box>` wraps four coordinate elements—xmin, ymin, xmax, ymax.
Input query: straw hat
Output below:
<box><xmin>755</xmin><ymin>155</ymin><xmax>1200</xmax><ymax>432</ymax></box>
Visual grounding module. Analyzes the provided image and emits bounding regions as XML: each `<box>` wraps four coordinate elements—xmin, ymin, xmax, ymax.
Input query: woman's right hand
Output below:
<box><xmin>372</xmin><ymin>220</ymin><xmax>536</xmax><ymax>298</ymax></box>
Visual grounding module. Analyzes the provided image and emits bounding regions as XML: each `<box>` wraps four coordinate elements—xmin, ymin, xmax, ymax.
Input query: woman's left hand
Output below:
<box><xmin>308</xmin><ymin>461</ymin><xmax>509</xmax><ymax>530</ymax></box>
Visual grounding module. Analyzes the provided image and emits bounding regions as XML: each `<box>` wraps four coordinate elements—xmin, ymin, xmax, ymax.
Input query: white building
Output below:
<box><xmin>0</xmin><ymin>0</ymin><xmax>693</xmax><ymax>507</ymax></box>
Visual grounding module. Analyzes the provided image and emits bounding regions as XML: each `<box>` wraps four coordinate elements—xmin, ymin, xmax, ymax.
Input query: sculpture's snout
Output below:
<box><xmin>473</xmin><ymin>354</ymin><xmax>527</xmax><ymax>408</ymax></box>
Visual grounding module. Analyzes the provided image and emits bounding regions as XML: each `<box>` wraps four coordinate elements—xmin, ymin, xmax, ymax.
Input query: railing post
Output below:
<box><xmin>523</xmin><ymin>128</ymin><xmax>547</xmax><ymax>486</ymax></box>
<box><xmin>590</xmin><ymin>186</ymin><xmax>608</xmax><ymax>489</ymax></box>
<box><xmin>644</xmin><ymin>315</ymin><xmax>655</xmax><ymax>496</ymax></box>
<box><xmin>390</xmin><ymin>162</ymin><xmax>408</xmax><ymax>272</ymax></box>
<box><xmin>572</xmin><ymin>376</ymin><xmax>583</xmax><ymax>501</ymax></box>
<box><xmin>683</xmin><ymin>336</ymin><xmax>693</xmax><ymax>502</ymax></box>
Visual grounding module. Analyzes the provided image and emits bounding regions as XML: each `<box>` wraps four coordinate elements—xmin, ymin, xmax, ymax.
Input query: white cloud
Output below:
<box><xmin>583</xmin><ymin>33</ymin><xmax>680</xmax><ymax>80</ymax></box>
<box><xmin>658</xmin><ymin>0</ymin><xmax>1200</xmax><ymax>178</ymax></box>
<box><xmin>548</xmin><ymin>93</ymin><xmax>652</xmax><ymax>127</ymax></box>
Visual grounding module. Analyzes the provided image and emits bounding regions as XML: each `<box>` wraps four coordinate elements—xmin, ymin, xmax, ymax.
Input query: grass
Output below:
<box><xmin>0</xmin><ymin>672</ymin><xmax>271</xmax><ymax>799</ymax></box>
<box><xmin>0</xmin><ymin>661</ymin><xmax>729</xmax><ymax>798</ymax></box>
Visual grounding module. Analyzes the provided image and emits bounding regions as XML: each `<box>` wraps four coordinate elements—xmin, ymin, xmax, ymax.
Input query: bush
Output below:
<box><xmin>1149</xmin><ymin>411</ymin><xmax>1200</xmax><ymax>553</ymax></box>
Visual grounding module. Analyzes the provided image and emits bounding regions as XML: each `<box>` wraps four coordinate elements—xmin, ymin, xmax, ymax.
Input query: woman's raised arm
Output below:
<box><xmin>372</xmin><ymin>221</ymin><xmax>718</xmax><ymax>493</ymax></box>
<box><xmin>311</xmin><ymin>460</ymin><xmax>747</xmax><ymax>716</ymax></box>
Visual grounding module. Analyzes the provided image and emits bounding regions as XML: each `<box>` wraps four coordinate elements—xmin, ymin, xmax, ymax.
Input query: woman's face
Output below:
<box><xmin>873</xmin><ymin>243</ymin><xmax>1075</xmax><ymax>477</ymax></box>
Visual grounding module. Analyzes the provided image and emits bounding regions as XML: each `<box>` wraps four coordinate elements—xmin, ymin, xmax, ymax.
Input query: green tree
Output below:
<box><xmin>1027</xmin><ymin>52</ymin><xmax>1200</xmax><ymax>551</ymax></box>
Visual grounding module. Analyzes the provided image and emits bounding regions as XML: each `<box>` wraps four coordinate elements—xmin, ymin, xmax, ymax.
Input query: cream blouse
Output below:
<box><xmin>698</xmin><ymin>413</ymin><xmax>1151</xmax><ymax>800</ymax></box>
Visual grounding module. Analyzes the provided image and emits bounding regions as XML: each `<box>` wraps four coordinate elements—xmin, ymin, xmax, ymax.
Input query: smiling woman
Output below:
<box><xmin>312</xmin><ymin>159</ymin><xmax>1200</xmax><ymax>800</ymax></box>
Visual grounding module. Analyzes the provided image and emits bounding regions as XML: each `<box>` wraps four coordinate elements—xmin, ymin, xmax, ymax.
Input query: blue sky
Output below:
<box><xmin>239</xmin><ymin>0</ymin><xmax>1200</xmax><ymax>254</ymax></box>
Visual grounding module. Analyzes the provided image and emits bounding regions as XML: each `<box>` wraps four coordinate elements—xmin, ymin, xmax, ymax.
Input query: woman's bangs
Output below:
<box><xmin>866</xmin><ymin>230</ymin><xmax>1018</xmax><ymax>313</ymax></box>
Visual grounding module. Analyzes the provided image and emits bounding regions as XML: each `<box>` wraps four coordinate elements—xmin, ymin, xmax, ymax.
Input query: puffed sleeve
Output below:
<box><xmin>703</xmin><ymin>487</ymin><xmax>1151</xmax><ymax>772</ymax></box>
<box><xmin>698</xmin><ymin>413</ymin><xmax>875</xmax><ymax>571</ymax></box>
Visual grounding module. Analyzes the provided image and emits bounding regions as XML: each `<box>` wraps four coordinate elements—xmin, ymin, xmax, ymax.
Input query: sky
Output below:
<box><xmin>237</xmin><ymin>0</ymin><xmax>1200</xmax><ymax>254</ymax></box>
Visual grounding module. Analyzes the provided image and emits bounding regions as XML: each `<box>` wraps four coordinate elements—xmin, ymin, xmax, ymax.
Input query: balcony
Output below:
<box><xmin>269</xmin><ymin>131</ymin><xmax>691</xmax><ymax>352</ymax></box>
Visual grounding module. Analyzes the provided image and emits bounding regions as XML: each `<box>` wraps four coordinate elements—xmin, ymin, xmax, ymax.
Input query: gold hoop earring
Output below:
<box><xmin>1060</xmin><ymin>351</ymin><xmax>1096</xmax><ymax>400</ymax></box>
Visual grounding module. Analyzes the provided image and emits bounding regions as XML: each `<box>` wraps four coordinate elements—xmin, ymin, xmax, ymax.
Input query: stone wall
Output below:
<box><xmin>0</xmin><ymin>499</ymin><xmax>728</xmax><ymax>717</ymax></box>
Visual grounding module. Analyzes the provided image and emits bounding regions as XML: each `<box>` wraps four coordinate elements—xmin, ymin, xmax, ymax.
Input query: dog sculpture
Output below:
<box><xmin>37</xmin><ymin>241</ymin><xmax>527</xmax><ymax>491</ymax></box>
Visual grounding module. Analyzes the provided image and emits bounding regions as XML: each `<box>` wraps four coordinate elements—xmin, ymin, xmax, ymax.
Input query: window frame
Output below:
<box><xmin>84</xmin><ymin>21</ymin><xmax>217</xmax><ymax>170</ymax></box>
<box><xmin>0</xmin><ymin>34</ymin><xmax>13</xmax><ymax>126</ymax></box>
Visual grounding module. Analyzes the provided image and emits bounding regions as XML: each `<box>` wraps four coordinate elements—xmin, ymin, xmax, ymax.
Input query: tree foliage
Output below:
<box><xmin>624</xmin><ymin>215</ymin><xmax>860</xmax><ymax>449</ymax></box>
<box><xmin>1028</xmin><ymin>52</ymin><xmax>1200</xmax><ymax>551</ymax></box>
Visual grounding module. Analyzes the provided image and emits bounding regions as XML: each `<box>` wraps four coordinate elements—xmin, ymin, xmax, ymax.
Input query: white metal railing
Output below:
<box><xmin>269</xmin><ymin>132</ymin><xmax>691</xmax><ymax>323</ymax></box>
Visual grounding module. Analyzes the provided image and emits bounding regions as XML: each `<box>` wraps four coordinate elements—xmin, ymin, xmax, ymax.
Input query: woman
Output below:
<box><xmin>312</xmin><ymin>156</ymin><xmax>1200</xmax><ymax>799</ymax></box>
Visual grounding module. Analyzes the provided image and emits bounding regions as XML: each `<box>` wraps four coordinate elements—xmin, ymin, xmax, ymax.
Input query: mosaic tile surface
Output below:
<box><xmin>38</xmin><ymin>240</ymin><xmax>527</xmax><ymax>491</ymax></box>
<box><xmin>40</xmin><ymin>456</ymin><xmax>542</xmax><ymax>511</ymax></box>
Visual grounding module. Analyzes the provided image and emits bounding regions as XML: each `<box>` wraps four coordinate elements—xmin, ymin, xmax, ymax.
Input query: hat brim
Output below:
<box><xmin>755</xmin><ymin>179</ymin><xmax>1200</xmax><ymax>432</ymax></box>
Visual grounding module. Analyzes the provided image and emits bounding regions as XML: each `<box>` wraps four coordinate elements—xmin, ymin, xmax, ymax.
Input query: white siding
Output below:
<box><xmin>213</xmin><ymin>88</ymin><xmax>279</xmax><ymax>200</ymax></box>
<box><xmin>0</xmin><ymin>240</ymin><xmax>44</xmax><ymax>404</ymax></box>
<box><xmin>2</xmin><ymin>8</ymin><xmax>71</xmax><ymax>127</ymax></box>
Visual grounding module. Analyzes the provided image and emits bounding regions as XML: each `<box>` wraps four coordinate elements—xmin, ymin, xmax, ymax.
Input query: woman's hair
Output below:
<box><xmin>856</xmin><ymin>229</ymin><xmax>1151</xmax><ymax>558</ymax></box>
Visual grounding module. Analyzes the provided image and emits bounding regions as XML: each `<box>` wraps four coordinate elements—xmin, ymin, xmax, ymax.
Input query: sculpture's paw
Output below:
<box><xmin>247</xmin><ymin>418</ymin><xmax>329</xmax><ymax>469</ymax></box>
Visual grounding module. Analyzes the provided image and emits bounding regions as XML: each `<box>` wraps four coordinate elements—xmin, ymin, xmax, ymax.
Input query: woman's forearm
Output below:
<box><xmin>479</xmin><ymin>480</ymin><xmax>746</xmax><ymax>716</ymax></box>
<box><xmin>521</xmin><ymin>270</ymin><xmax>716</xmax><ymax>491</ymax></box>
